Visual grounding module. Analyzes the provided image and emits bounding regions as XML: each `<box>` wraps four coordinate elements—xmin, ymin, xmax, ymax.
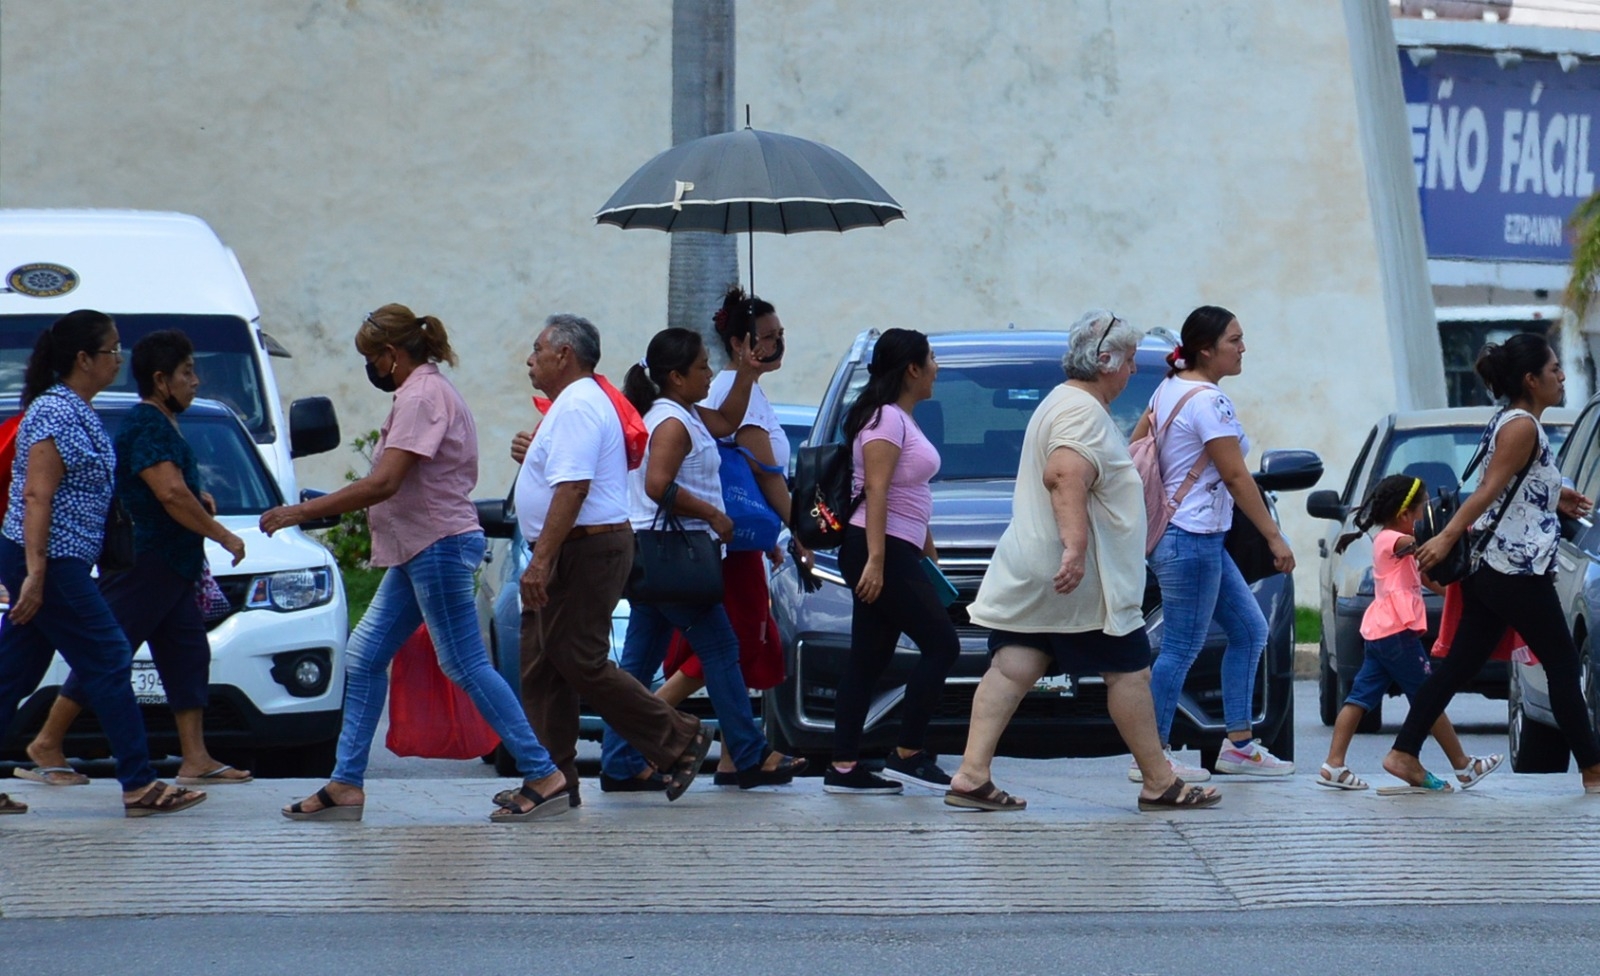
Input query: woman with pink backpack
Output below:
<box><xmin>1130</xmin><ymin>306</ymin><xmax>1296</xmax><ymax>783</ymax></box>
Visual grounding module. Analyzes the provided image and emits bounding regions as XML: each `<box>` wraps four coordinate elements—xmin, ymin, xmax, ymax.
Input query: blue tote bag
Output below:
<box><xmin>718</xmin><ymin>443</ymin><xmax>784</xmax><ymax>552</ymax></box>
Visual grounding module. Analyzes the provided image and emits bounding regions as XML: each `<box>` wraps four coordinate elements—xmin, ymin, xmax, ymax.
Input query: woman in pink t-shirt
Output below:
<box><xmin>825</xmin><ymin>328</ymin><xmax>960</xmax><ymax>795</ymax></box>
<box><xmin>261</xmin><ymin>304</ymin><xmax>567</xmax><ymax>824</ymax></box>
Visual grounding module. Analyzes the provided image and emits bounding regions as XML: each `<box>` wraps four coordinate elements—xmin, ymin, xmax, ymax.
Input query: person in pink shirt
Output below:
<box><xmin>260</xmin><ymin>304</ymin><xmax>566</xmax><ymax>823</ymax></box>
<box><xmin>1319</xmin><ymin>474</ymin><xmax>1500</xmax><ymax>793</ymax></box>
<box><xmin>825</xmin><ymin>329</ymin><xmax>960</xmax><ymax>795</ymax></box>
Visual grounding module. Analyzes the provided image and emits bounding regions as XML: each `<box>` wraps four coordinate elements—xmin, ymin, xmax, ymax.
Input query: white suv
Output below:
<box><xmin>1</xmin><ymin>395</ymin><xmax>348</xmax><ymax>777</ymax></box>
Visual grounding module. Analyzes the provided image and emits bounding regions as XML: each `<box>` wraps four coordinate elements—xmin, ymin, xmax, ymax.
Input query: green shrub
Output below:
<box><xmin>316</xmin><ymin>430</ymin><xmax>379</xmax><ymax>572</ymax></box>
<box><xmin>1295</xmin><ymin>606</ymin><xmax>1321</xmax><ymax>645</ymax></box>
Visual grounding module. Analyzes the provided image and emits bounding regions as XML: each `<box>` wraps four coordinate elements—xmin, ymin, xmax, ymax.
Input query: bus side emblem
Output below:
<box><xmin>5</xmin><ymin>263</ymin><xmax>80</xmax><ymax>298</ymax></box>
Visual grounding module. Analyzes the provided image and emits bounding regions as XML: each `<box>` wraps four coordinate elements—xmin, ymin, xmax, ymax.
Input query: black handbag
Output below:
<box><xmin>97</xmin><ymin>496</ymin><xmax>134</xmax><ymax>577</ymax></box>
<box><xmin>1225</xmin><ymin>485</ymin><xmax>1278</xmax><ymax>585</ymax></box>
<box><xmin>1412</xmin><ymin>416</ymin><xmax>1535</xmax><ymax>586</ymax></box>
<box><xmin>625</xmin><ymin>483</ymin><xmax>724</xmax><ymax>606</ymax></box>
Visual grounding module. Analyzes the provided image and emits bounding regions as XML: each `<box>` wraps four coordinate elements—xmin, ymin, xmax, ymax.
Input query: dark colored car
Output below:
<box><xmin>1306</xmin><ymin>407</ymin><xmax>1573</xmax><ymax>732</ymax></box>
<box><xmin>764</xmin><ymin>330</ymin><xmax>1322</xmax><ymax>770</ymax></box>
<box><xmin>1513</xmin><ymin>395</ymin><xmax>1600</xmax><ymax>772</ymax></box>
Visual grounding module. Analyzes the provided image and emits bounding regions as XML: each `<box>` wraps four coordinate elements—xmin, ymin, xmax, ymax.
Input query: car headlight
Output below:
<box><xmin>246</xmin><ymin>568</ymin><xmax>335</xmax><ymax>612</ymax></box>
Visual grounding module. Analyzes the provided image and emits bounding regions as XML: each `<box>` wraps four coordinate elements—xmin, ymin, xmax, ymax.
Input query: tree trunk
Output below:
<box><xmin>669</xmin><ymin>0</ymin><xmax>738</xmax><ymax>366</ymax></box>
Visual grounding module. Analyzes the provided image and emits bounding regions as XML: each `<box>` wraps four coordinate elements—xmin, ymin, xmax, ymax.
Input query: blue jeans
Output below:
<box><xmin>1148</xmin><ymin>526</ymin><xmax>1268</xmax><ymax>743</ymax></box>
<box><xmin>601</xmin><ymin>600</ymin><xmax>766</xmax><ymax>778</ymax></box>
<box><xmin>332</xmin><ymin>531</ymin><xmax>556</xmax><ymax>787</ymax></box>
<box><xmin>0</xmin><ymin>539</ymin><xmax>158</xmax><ymax>791</ymax></box>
<box><xmin>1345</xmin><ymin>631</ymin><xmax>1432</xmax><ymax>711</ymax></box>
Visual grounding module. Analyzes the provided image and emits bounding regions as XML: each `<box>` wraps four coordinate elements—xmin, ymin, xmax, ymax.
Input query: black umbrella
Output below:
<box><xmin>595</xmin><ymin>126</ymin><xmax>904</xmax><ymax>289</ymax></box>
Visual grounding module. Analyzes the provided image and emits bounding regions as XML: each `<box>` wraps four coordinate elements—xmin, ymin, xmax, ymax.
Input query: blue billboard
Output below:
<box><xmin>1401</xmin><ymin>49</ymin><xmax>1596</xmax><ymax>263</ymax></box>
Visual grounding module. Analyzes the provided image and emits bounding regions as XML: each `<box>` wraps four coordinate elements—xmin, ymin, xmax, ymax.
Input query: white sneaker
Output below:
<box><xmin>1128</xmin><ymin>749</ymin><xmax>1212</xmax><ymax>784</ymax></box>
<box><xmin>1214</xmin><ymin>738</ymin><xmax>1295</xmax><ymax>776</ymax></box>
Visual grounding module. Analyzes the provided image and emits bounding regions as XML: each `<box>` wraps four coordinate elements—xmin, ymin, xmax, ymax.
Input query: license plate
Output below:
<box><xmin>131</xmin><ymin>662</ymin><xmax>166</xmax><ymax>704</ymax></box>
<box><xmin>1032</xmin><ymin>675</ymin><xmax>1075</xmax><ymax>697</ymax></box>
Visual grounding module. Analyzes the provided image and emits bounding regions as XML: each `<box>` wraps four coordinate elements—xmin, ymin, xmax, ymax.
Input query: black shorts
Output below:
<box><xmin>986</xmin><ymin>627</ymin><xmax>1153</xmax><ymax>676</ymax></box>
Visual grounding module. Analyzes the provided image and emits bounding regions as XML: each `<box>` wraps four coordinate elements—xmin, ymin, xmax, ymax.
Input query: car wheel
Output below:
<box><xmin>1318</xmin><ymin>641</ymin><xmax>1338</xmax><ymax>726</ymax></box>
<box><xmin>1509</xmin><ymin>663</ymin><xmax>1571</xmax><ymax>773</ymax></box>
<box><xmin>251</xmin><ymin>738</ymin><xmax>337</xmax><ymax>779</ymax></box>
<box><xmin>1581</xmin><ymin>634</ymin><xmax>1600</xmax><ymax>735</ymax></box>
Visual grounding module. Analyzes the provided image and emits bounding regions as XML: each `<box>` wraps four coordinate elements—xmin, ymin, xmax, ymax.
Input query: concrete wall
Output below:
<box><xmin>0</xmin><ymin>0</ymin><xmax>1400</xmax><ymax>600</ymax></box>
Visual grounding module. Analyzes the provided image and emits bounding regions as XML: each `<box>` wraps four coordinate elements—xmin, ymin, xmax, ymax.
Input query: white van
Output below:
<box><xmin>0</xmin><ymin>209</ymin><xmax>339</xmax><ymax>496</ymax></box>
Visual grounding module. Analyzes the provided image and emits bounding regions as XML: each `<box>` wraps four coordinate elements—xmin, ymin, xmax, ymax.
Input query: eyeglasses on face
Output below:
<box><xmin>93</xmin><ymin>344</ymin><xmax>123</xmax><ymax>359</ymax></box>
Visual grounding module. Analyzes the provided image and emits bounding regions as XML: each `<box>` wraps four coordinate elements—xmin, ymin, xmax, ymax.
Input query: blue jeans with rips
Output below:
<box><xmin>331</xmin><ymin>531</ymin><xmax>557</xmax><ymax>788</ymax></box>
<box><xmin>601</xmin><ymin>599</ymin><xmax>766</xmax><ymax>779</ymax></box>
<box><xmin>1148</xmin><ymin>526</ymin><xmax>1269</xmax><ymax>744</ymax></box>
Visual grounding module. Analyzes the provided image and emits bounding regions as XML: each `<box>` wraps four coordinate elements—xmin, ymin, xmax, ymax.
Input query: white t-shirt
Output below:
<box><xmin>629</xmin><ymin>398</ymin><xmax>725</xmax><ymax>533</ymax></box>
<box><xmin>967</xmin><ymin>384</ymin><xmax>1147</xmax><ymax>637</ymax></box>
<box><xmin>514</xmin><ymin>376</ymin><xmax>629</xmax><ymax>539</ymax></box>
<box><xmin>1149</xmin><ymin>378</ymin><xmax>1251</xmax><ymax>534</ymax></box>
<box><xmin>705</xmin><ymin>370</ymin><xmax>787</xmax><ymax>471</ymax></box>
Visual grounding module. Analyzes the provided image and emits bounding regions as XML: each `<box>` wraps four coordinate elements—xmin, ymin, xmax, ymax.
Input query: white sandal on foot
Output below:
<box><xmin>1454</xmin><ymin>754</ymin><xmax>1503</xmax><ymax>790</ymax></box>
<box><xmin>1316</xmin><ymin>763</ymin><xmax>1369</xmax><ymax>791</ymax></box>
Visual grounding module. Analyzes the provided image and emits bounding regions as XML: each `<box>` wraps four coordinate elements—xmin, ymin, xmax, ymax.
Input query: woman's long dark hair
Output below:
<box><xmin>1166</xmin><ymin>304</ymin><xmax>1235</xmax><ymax>377</ymax></box>
<box><xmin>843</xmin><ymin>328</ymin><xmax>930</xmax><ymax>443</ymax></box>
<box><xmin>1335</xmin><ymin>473</ymin><xmax>1423</xmax><ymax>555</ymax></box>
<box><xmin>622</xmin><ymin>327</ymin><xmax>704</xmax><ymax>416</ymax></box>
<box><xmin>22</xmin><ymin>309</ymin><xmax>116</xmax><ymax>406</ymax></box>
<box><xmin>1475</xmin><ymin>332</ymin><xmax>1552</xmax><ymax>402</ymax></box>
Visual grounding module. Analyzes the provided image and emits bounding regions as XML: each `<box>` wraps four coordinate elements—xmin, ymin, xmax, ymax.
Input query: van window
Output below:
<box><xmin>0</xmin><ymin>313</ymin><xmax>272</xmax><ymax>442</ymax></box>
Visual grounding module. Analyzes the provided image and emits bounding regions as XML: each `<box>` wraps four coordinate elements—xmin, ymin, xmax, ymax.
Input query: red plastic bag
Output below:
<box><xmin>385</xmin><ymin>624</ymin><xmax>502</xmax><ymax>759</ymax></box>
<box><xmin>1431</xmin><ymin>581</ymin><xmax>1535</xmax><ymax>664</ymax></box>
<box><xmin>533</xmin><ymin>374</ymin><xmax>647</xmax><ymax>470</ymax></box>
<box><xmin>0</xmin><ymin>413</ymin><xmax>23</xmax><ymax>524</ymax></box>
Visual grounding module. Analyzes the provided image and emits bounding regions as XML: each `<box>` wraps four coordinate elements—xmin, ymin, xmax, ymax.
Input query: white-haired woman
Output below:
<box><xmin>951</xmin><ymin>311</ymin><xmax>1219</xmax><ymax>811</ymax></box>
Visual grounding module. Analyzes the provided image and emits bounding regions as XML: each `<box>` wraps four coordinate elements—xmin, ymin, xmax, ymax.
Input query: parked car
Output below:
<box><xmin>773</xmin><ymin>403</ymin><xmax>818</xmax><ymax>478</ymax></box>
<box><xmin>1512</xmin><ymin>396</ymin><xmax>1600</xmax><ymax>772</ymax></box>
<box><xmin>0</xmin><ymin>394</ymin><xmax>348</xmax><ymax>777</ymax></box>
<box><xmin>1306</xmin><ymin>407</ymin><xmax>1574</xmax><ymax>732</ymax></box>
<box><xmin>764</xmin><ymin>330</ymin><xmax>1322</xmax><ymax>771</ymax></box>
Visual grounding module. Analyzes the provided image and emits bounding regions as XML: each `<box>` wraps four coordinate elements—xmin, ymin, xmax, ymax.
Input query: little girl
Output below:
<box><xmin>1319</xmin><ymin>474</ymin><xmax>1502</xmax><ymax>793</ymax></box>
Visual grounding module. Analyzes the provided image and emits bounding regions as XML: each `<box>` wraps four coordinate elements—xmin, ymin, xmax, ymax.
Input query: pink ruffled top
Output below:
<box><xmin>1360</xmin><ymin>528</ymin><xmax>1428</xmax><ymax>640</ymax></box>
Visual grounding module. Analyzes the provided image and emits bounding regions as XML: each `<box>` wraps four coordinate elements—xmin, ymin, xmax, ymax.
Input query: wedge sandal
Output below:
<box><xmin>282</xmin><ymin>786</ymin><xmax>362</xmax><ymax>821</ymax></box>
<box><xmin>489</xmin><ymin>783</ymin><xmax>570</xmax><ymax>823</ymax></box>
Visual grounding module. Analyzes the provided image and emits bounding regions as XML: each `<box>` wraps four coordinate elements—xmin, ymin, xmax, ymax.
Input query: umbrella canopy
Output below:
<box><xmin>595</xmin><ymin>128</ymin><xmax>905</xmax><ymax>233</ymax></box>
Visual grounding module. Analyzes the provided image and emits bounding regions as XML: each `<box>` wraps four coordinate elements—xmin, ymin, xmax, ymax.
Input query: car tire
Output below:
<box><xmin>1509</xmin><ymin>663</ymin><xmax>1571</xmax><ymax>773</ymax></box>
<box><xmin>1581</xmin><ymin>633</ymin><xmax>1600</xmax><ymax>735</ymax></box>
<box><xmin>1318</xmin><ymin>642</ymin><xmax>1338</xmax><ymax>726</ymax></box>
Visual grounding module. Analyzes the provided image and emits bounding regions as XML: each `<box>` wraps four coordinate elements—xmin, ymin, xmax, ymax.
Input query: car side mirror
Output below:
<box><xmin>289</xmin><ymin>396</ymin><xmax>341</xmax><ymax>459</ymax></box>
<box><xmin>475</xmin><ymin>497</ymin><xmax>518</xmax><ymax>539</ymax></box>
<box><xmin>1253</xmin><ymin>449</ymin><xmax>1323</xmax><ymax>492</ymax></box>
<box><xmin>1306</xmin><ymin>489</ymin><xmax>1346</xmax><ymax>521</ymax></box>
<box><xmin>297</xmin><ymin>489</ymin><xmax>341</xmax><ymax>531</ymax></box>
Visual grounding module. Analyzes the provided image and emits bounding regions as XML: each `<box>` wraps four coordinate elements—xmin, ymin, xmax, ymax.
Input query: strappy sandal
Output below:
<box><xmin>0</xmin><ymin>792</ymin><xmax>27</xmax><ymax>815</ymax></box>
<box><xmin>1137</xmin><ymin>778</ymin><xmax>1221</xmax><ymax>812</ymax></box>
<box><xmin>944</xmin><ymin>779</ymin><xmax>1027</xmax><ymax>812</ymax></box>
<box><xmin>1316</xmin><ymin>763</ymin><xmax>1370</xmax><ymax>791</ymax></box>
<box><xmin>124</xmin><ymin>781</ymin><xmax>207</xmax><ymax>818</ymax></box>
<box><xmin>489</xmin><ymin>783</ymin><xmax>570</xmax><ymax>823</ymax></box>
<box><xmin>281</xmin><ymin>786</ymin><xmax>362</xmax><ymax>821</ymax></box>
<box><xmin>495</xmin><ymin>781</ymin><xmax>583</xmax><ymax>808</ymax></box>
<box><xmin>1454</xmin><ymin>754</ymin><xmax>1503</xmax><ymax>790</ymax></box>
<box><xmin>665</xmin><ymin>725</ymin><xmax>714</xmax><ymax>801</ymax></box>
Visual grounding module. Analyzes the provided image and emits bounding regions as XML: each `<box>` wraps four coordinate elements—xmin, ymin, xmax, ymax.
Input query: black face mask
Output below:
<box><xmin>755</xmin><ymin>335</ymin><xmax>785</xmax><ymax>365</ymax></box>
<box><xmin>163</xmin><ymin>395</ymin><xmax>186</xmax><ymax>414</ymax></box>
<box><xmin>366</xmin><ymin>359</ymin><xmax>397</xmax><ymax>393</ymax></box>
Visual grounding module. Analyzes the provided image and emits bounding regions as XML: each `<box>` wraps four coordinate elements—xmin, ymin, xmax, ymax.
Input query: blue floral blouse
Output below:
<box><xmin>2</xmin><ymin>384</ymin><xmax>115</xmax><ymax>562</ymax></box>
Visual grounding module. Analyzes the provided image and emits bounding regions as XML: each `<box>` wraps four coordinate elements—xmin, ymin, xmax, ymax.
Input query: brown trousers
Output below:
<box><xmin>518</xmin><ymin>527</ymin><xmax>699</xmax><ymax>784</ymax></box>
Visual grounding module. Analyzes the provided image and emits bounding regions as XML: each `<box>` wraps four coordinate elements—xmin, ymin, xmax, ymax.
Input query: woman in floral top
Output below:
<box><xmin>1394</xmin><ymin>333</ymin><xmax>1600</xmax><ymax>793</ymax></box>
<box><xmin>0</xmin><ymin>310</ymin><xmax>206</xmax><ymax>817</ymax></box>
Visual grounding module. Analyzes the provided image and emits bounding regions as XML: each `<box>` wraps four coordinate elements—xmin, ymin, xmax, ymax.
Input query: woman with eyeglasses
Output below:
<box><xmin>0</xmin><ymin>310</ymin><xmax>207</xmax><ymax>817</ymax></box>
<box><xmin>1134</xmin><ymin>305</ymin><xmax>1296</xmax><ymax>782</ymax></box>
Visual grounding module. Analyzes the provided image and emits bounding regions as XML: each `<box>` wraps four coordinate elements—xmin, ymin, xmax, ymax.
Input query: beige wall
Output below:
<box><xmin>0</xmin><ymin>0</ymin><xmax>1399</xmax><ymax>599</ymax></box>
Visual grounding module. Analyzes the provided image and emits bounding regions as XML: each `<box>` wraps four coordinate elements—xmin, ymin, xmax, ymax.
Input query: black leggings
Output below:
<box><xmin>1394</xmin><ymin>566</ymin><xmax>1600</xmax><ymax>768</ymax></box>
<box><xmin>833</xmin><ymin>526</ymin><xmax>960</xmax><ymax>762</ymax></box>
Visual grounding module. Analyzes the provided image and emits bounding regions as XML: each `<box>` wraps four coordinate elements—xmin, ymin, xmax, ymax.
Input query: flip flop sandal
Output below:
<box><xmin>13</xmin><ymin>765</ymin><xmax>90</xmax><ymax>787</ymax></box>
<box><xmin>1316</xmin><ymin>763</ymin><xmax>1370</xmax><ymax>791</ymax></box>
<box><xmin>1376</xmin><ymin>772</ymin><xmax>1454</xmax><ymax>795</ymax></box>
<box><xmin>124</xmin><ymin>781</ymin><xmax>208</xmax><ymax>818</ymax></box>
<box><xmin>176</xmin><ymin>764</ymin><xmax>253</xmax><ymax>786</ymax></box>
<box><xmin>666</xmin><ymin>725</ymin><xmax>715</xmax><ymax>802</ymax></box>
<box><xmin>1137</xmin><ymin>778</ymin><xmax>1222</xmax><ymax>812</ymax></box>
<box><xmin>1453</xmin><ymin>754</ymin><xmax>1503</xmax><ymax>790</ymax></box>
<box><xmin>489</xmin><ymin>783</ymin><xmax>570</xmax><ymax>822</ymax></box>
<box><xmin>282</xmin><ymin>786</ymin><xmax>362</xmax><ymax>821</ymax></box>
<box><xmin>0</xmin><ymin>793</ymin><xmax>27</xmax><ymax>815</ymax></box>
<box><xmin>944</xmin><ymin>780</ymin><xmax>1027</xmax><ymax>812</ymax></box>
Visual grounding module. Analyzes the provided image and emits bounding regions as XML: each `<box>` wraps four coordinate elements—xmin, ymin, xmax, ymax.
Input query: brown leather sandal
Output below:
<box><xmin>0</xmin><ymin>792</ymin><xmax>27</xmax><ymax>814</ymax></box>
<box><xmin>665</xmin><ymin>725</ymin><xmax>714</xmax><ymax>801</ymax></box>
<box><xmin>944</xmin><ymin>780</ymin><xmax>1027</xmax><ymax>812</ymax></box>
<box><xmin>124</xmin><ymin>781</ymin><xmax>207</xmax><ymax>818</ymax></box>
<box><xmin>1137</xmin><ymin>777</ymin><xmax>1221</xmax><ymax>812</ymax></box>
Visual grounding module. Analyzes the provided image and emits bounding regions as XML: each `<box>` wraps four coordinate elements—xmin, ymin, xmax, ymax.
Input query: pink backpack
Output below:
<box><xmin>1129</xmin><ymin>384</ymin><xmax>1209</xmax><ymax>554</ymax></box>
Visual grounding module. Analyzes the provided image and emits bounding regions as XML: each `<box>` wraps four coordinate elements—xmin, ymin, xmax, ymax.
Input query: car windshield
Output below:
<box><xmin>831</xmin><ymin>350</ymin><xmax>1163</xmax><ymax>481</ymax></box>
<box><xmin>1375</xmin><ymin>422</ymin><xmax>1571</xmax><ymax>495</ymax></box>
<box><xmin>0</xmin><ymin>314</ymin><xmax>274</xmax><ymax>442</ymax></box>
<box><xmin>98</xmin><ymin>408</ymin><xmax>283</xmax><ymax>515</ymax></box>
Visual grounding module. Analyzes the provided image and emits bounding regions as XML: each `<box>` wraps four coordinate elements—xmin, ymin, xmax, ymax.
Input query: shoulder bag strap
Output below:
<box><xmin>1470</xmin><ymin>417</ymin><xmax>1540</xmax><ymax>556</ymax></box>
<box><xmin>1154</xmin><ymin>385</ymin><xmax>1211</xmax><ymax>507</ymax></box>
